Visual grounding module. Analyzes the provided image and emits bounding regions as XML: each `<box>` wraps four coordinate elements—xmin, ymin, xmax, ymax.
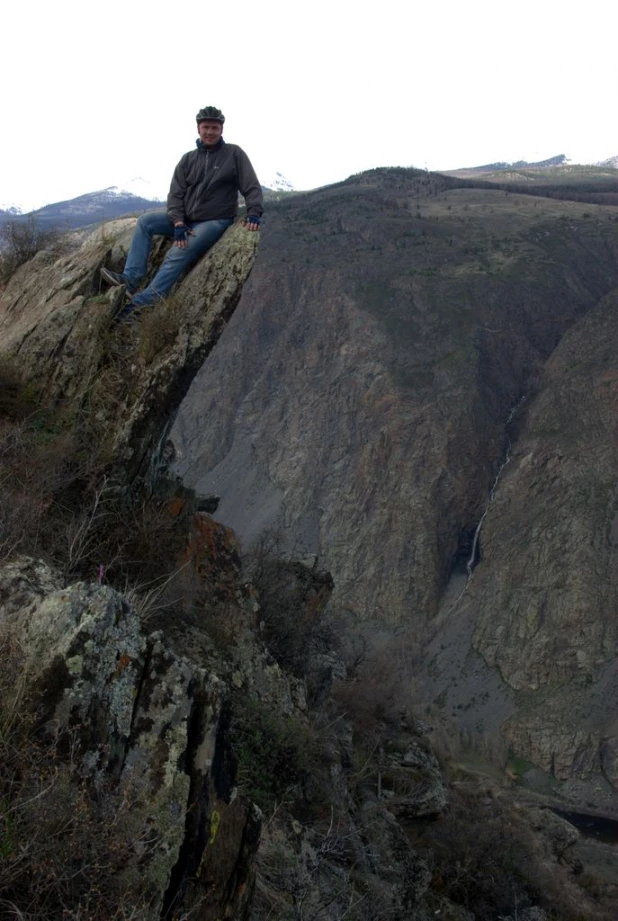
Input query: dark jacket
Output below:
<box><xmin>167</xmin><ymin>139</ymin><xmax>263</xmax><ymax>225</ymax></box>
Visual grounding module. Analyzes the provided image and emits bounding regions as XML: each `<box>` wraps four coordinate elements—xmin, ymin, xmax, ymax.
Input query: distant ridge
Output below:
<box><xmin>1</xmin><ymin>172</ymin><xmax>296</xmax><ymax>234</ymax></box>
<box><xmin>0</xmin><ymin>204</ymin><xmax>23</xmax><ymax>217</ymax></box>
<box><xmin>0</xmin><ymin>187</ymin><xmax>163</xmax><ymax>233</ymax></box>
<box><xmin>458</xmin><ymin>154</ymin><xmax>569</xmax><ymax>173</ymax></box>
<box><xmin>444</xmin><ymin>155</ymin><xmax>618</xmax><ymax>189</ymax></box>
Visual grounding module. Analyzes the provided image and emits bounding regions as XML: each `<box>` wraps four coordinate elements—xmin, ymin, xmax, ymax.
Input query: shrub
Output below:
<box><xmin>331</xmin><ymin>627</ymin><xmax>424</xmax><ymax>742</ymax></box>
<box><xmin>0</xmin><ymin>216</ymin><xmax>60</xmax><ymax>284</ymax></box>
<box><xmin>135</xmin><ymin>294</ymin><xmax>183</xmax><ymax>364</ymax></box>
<box><xmin>0</xmin><ymin>360</ymin><xmax>188</xmax><ymax>599</ymax></box>
<box><xmin>419</xmin><ymin>790</ymin><xmax>612</xmax><ymax>921</ymax></box>
<box><xmin>246</xmin><ymin>533</ymin><xmax>335</xmax><ymax>681</ymax></box>
<box><xmin>0</xmin><ymin>359</ymin><xmax>40</xmax><ymax>420</ymax></box>
<box><xmin>231</xmin><ymin>696</ymin><xmax>321</xmax><ymax>814</ymax></box>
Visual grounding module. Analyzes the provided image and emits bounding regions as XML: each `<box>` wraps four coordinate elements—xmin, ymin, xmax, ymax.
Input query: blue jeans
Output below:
<box><xmin>124</xmin><ymin>211</ymin><xmax>233</xmax><ymax>306</ymax></box>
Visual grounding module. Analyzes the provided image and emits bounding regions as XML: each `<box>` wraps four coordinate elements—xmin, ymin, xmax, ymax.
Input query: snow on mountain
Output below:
<box><xmin>262</xmin><ymin>172</ymin><xmax>295</xmax><ymax>192</ymax></box>
<box><xmin>0</xmin><ymin>185</ymin><xmax>166</xmax><ymax>233</ymax></box>
<box><xmin>105</xmin><ymin>177</ymin><xmax>166</xmax><ymax>201</ymax></box>
<box><xmin>0</xmin><ymin>179</ymin><xmax>165</xmax><ymax>217</ymax></box>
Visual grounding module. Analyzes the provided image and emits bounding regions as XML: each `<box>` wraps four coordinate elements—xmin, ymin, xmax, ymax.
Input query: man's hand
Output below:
<box><xmin>244</xmin><ymin>216</ymin><xmax>261</xmax><ymax>233</ymax></box>
<box><xmin>174</xmin><ymin>222</ymin><xmax>194</xmax><ymax>248</ymax></box>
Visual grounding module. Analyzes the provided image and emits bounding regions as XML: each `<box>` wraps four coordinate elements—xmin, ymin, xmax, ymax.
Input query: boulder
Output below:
<box><xmin>0</xmin><ymin>218</ymin><xmax>259</xmax><ymax>488</ymax></box>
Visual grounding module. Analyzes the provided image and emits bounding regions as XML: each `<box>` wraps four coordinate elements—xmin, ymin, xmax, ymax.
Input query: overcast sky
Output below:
<box><xmin>2</xmin><ymin>0</ymin><xmax>616</xmax><ymax>211</ymax></box>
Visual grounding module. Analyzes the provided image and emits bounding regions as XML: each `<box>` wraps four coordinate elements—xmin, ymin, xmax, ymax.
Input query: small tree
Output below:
<box><xmin>0</xmin><ymin>216</ymin><xmax>59</xmax><ymax>283</ymax></box>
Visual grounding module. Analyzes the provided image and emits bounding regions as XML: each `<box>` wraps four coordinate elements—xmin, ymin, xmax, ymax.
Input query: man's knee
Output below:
<box><xmin>136</xmin><ymin>211</ymin><xmax>155</xmax><ymax>229</ymax></box>
<box><xmin>190</xmin><ymin>219</ymin><xmax>233</xmax><ymax>254</ymax></box>
<box><xmin>136</xmin><ymin>210</ymin><xmax>172</xmax><ymax>236</ymax></box>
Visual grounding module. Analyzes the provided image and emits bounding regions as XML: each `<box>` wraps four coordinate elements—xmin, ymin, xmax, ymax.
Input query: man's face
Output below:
<box><xmin>198</xmin><ymin>119</ymin><xmax>223</xmax><ymax>148</ymax></box>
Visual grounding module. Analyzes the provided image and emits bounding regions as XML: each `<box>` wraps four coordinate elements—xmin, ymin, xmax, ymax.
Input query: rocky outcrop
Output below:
<box><xmin>0</xmin><ymin>215</ymin><xmax>264</xmax><ymax>918</ymax></box>
<box><xmin>0</xmin><ymin>546</ymin><xmax>448</xmax><ymax>921</ymax></box>
<box><xmin>0</xmin><ymin>217</ymin><xmax>259</xmax><ymax>487</ymax></box>
<box><xmin>0</xmin><ymin>555</ymin><xmax>260</xmax><ymax>919</ymax></box>
<box><xmin>254</xmin><ymin>803</ymin><xmax>433</xmax><ymax>921</ymax></box>
<box><xmin>384</xmin><ymin>741</ymin><xmax>448</xmax><ymax>819</ymax></box>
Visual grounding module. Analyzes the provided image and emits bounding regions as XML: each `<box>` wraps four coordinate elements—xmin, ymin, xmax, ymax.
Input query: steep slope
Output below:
<box><xmin>173</xmin><ymin>170</ymin><xmax>618</xmax><ymax>626</ymax></box>
<box><xmin>417</xmin><ymin>290</ymin><xmax>618</xmax><ymax>809</ymax></box>
<box><xmin>469</xmin><ymin>288</ymin><xmax>618</xmax><ymax>798</ymax></box>
<box><xmin>172</xmin><ymin>168</ymin><xmax>618</xmax><ymax>805</ymax></box>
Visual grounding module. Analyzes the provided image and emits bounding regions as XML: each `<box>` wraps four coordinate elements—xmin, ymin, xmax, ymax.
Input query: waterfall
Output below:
<box><xmin>454</xmin><ymin>396</ymin><xmax>526</xmax><ymax>604</ymax></box>
<box><xmin>465</xmin><ymin>396</ymin><xmax>525</xmax><ymax>578</ymax></box>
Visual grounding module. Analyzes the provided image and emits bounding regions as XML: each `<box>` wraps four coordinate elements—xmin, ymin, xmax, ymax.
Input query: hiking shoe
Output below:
<box><xmin>101</xmin><ymin>267</ymin><xmax>137</xmax><ymax>294</ymax></box>
<box><xmin>113</xmin><ymin>302</ymin><xmax>140</xmax><ymax>324</ymax></box>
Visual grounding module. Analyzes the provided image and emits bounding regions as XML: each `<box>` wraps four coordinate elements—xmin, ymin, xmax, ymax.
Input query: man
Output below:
<box><xmin>101</xmin><ymin>106</ymin><xmax>263</xmax><ymax>319</ymax></box>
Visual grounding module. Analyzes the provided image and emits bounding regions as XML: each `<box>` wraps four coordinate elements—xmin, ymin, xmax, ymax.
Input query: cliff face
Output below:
<box><xmin>0</xmin><ymin>218</ymin><xmax>259</xmax><ymax>487</ymax></box>
<box><xmin>469</xmin><ymin>288</ymin><xmax>618</xmax><ymax>791</ymax></box>
<box><xmin>173</xmin><ymin>175</ymin><xmax>618</xmax><ymax>625</ymax></box>
<box><xmin>172</xmin><ymin>170</ymin><xmax>618</xmax><ymax>804</ymax></box>
<box><xmin>472</xmin><ymin>288</ymin><xmax>618</xmax><ymax>691</ymax></box>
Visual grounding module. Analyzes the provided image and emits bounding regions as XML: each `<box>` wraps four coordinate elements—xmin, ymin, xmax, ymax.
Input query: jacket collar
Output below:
<box><xmin>195</xmin><ymin>138</ymin><xmax>225</xmax><ymax>152</ymax></box>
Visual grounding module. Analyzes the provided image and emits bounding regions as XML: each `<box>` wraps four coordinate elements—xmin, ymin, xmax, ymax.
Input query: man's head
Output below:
<box><xmin>196</xmin><ymin>106</ymin><xmax>225</xmax><ymax>149</ymax></box>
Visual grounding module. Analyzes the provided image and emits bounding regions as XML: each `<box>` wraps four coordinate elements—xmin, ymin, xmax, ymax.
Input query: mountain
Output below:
<box><xmin>0</xmin><ymin>204</ymin><xmax>23</xmax><ymax>217</ymax></box>
<box><xmin>1</xmin><ymin>172</ymin><xmax>294</xmax><ymax>234</ymax></box>
<box><xmin>0</xmin><ymin>186</ymin><xmax>163</xmax><ymax>233</ymax></box>
<box><xmin>2</xmin><ymin>171</ymin><xmax>618</xmax><ymax>921</ymax></box>
<box><xmin>107</xmin><ymin>176</ymin><xmax>166</xmax><ymax>201</ymax></box>
<box><xmin>172</xmin><ymin>164</ymin><xmax>618</xmax><ymax>814</ymax></box>
<box><xmin>446</xmin><ymin>156</ymin><xmax>618</xmax><ymax>196</ymax></box>
<box><xmin>262</xmin><ymin>171</ymin><xmax>295</xmax><ymax>192</ymax></box>
<box><xmin>455</xmin><ymin>153</ymin><xmax>570</xmax><ymax>173</ymax></box>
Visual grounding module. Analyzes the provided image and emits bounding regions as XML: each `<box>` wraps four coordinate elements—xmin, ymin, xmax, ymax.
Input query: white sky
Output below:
<box><xmin>1</xmin><ymin>0</ymin><xmax>616</xmax><ymax>211</ymax></box>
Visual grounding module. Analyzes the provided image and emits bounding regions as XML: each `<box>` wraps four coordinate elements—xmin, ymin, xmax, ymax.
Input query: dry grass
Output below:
<box><xmin>134</xmin><ymin>294</ymin><xmax>184</xmax><ymax>365</ymax></box>
<box><xmin>0</xmin><ymin>360</ymin><xmax>190</xmax><ymax>605</ymax></box>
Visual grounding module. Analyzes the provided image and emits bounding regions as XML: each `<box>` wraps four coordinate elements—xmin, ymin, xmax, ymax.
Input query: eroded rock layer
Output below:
<box><xmin>172</xmin><ymin>170</ymin><xmax>618</xmax><ymax>803</ymax></box>
<box><xmin>174</xmin><ymin>175</ymin><xmax>618</xmax><ymax>627</ymax></box>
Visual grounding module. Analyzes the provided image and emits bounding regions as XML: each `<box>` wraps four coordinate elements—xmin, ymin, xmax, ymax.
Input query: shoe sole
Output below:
<box><xmin>101</xmin><ymin>267</ymin><xmax>136</xmax><ymax>294</ymax></box>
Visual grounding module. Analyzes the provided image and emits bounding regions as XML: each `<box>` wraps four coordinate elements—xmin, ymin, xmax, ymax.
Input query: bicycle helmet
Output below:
<box><xmin>196</xmin><ymin>106</ymin><xmax>225</xmax><ymax>124</ymax></box>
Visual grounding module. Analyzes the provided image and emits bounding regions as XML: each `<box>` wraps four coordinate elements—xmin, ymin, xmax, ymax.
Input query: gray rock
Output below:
<box><xmin>0</xmin><ymin>559</ymin><xmax>259</xmax><ymax>919</ymax></box>
<box><xmin>387</xmin><ymin>742</ymin><xmax>448</xmax><ymax>818</ymax></box>
<box><xmin>0</xmin><ymin>218</ymin><xmax>259</xmax><ymax>490</ymax></box>
<box><xmin>0</xmin><ymin>556</ymin><xmax>63</xmax><ymax>621</ymax></box>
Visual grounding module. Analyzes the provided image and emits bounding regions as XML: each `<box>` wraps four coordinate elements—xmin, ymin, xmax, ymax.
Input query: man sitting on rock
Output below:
<box><xmin>101</xmin><ymin>106</ymin><xmax>263</xmax><ymax>321</ymax></box>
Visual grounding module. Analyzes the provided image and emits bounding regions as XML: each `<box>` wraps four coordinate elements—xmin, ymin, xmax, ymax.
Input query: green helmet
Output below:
<box><xmin>196</xmin><ymin>106</ymin><xmax>225</xmax><ymax>125</ymax></box>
